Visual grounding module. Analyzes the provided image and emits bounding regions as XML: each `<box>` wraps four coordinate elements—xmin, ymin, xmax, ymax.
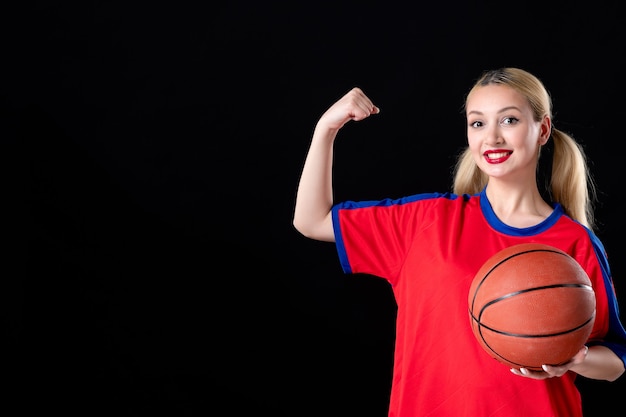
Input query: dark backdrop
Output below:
<box><xmin>4</xmin><ymin>1</ymin><xmax>625</xmax><ymax>416</ymax></box>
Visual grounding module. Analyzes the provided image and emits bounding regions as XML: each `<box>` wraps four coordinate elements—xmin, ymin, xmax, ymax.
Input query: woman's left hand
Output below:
<box><xmin>510</xmin><ymin>345</ymin><xmax>589</xmax><ymax>379</ymax></box>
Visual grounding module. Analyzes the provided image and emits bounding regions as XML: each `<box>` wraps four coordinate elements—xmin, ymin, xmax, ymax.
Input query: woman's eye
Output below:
<box><xmin>501</xmin><ymin>117</ymin><xmax>519</xmax><ymax>125</ymax></box>
<box><xmin>470</xmin><ymin>121</ymin><xmax>483</xmax><ymax>128</ymax></box>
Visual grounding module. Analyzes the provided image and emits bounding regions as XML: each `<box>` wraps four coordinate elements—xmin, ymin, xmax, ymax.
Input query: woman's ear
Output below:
<box><xmin>539</xmin><ymin>115</ymin><xmax>551</xmax><ymax>145</ymax></box>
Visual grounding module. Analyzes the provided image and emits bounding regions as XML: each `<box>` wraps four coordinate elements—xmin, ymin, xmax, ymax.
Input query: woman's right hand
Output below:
<box><xmin>316</xmin><ymin>87</ymin><xmax>380</xmax><ymax>131</ymax></box>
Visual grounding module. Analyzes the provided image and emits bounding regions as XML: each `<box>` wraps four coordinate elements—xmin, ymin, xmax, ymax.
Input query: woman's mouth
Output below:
<box><xmin>484</xmin><ymin>150</ymin><xmax>512</xmax><ymax>164</ymax></box>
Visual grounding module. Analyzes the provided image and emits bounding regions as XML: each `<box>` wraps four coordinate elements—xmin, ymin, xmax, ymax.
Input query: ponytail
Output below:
<box><xmin>550</xmin><ymin>128</ymin><xmax>596</xmax><ymax>230</ymax></box>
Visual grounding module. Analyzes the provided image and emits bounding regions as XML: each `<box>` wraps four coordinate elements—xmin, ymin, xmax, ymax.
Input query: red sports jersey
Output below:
<box><xmin>332</xmin><ymin>189</ymin><xmax>626</xmax><ymax>417</ymax></box>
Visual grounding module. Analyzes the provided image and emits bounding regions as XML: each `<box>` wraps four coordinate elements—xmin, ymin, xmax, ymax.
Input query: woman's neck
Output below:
<box><xmin>484</xmin><ymin>181</ymin><xmax>553</xmax><ymax>228</ymax></box>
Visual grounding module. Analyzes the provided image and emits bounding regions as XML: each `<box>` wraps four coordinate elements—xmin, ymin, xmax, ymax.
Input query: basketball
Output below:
<box><xmin>468</xmin><ymin>243</ymin><xmax>596</xmax><ymax>370</ymax></box>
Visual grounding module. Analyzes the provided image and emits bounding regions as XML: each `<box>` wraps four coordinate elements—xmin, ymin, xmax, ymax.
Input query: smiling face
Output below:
<box><xmin>466</xmin><ymin>84</ymin><xmax>550</xmax><ymax>182</ymax></box>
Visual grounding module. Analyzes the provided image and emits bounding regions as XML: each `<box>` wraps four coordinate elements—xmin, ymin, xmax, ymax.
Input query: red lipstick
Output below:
<box><xmin>484</xmin><ymin>150</ymin><xmax>512</xmax><ymax>164</ymax></box>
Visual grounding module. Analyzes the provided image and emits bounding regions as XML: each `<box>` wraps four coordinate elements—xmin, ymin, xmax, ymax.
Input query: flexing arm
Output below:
<box><xmin>292</xmin><ymin>88</ymin><xmax>380</xmax><ymax>242</ymax></box>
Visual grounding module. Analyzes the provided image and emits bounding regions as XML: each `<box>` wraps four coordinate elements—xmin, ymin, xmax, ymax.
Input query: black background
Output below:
<box><xmin>4</xmin><ymin>1</ymin><xmax>626</xmax><ymax>416</ymax></box>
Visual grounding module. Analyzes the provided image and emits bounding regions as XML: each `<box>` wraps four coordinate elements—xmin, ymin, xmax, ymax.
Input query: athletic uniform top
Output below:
<box><xmin>332</xmin><ymin>188</ymin><xmax>626</xmax><ymax>417</ymax></box>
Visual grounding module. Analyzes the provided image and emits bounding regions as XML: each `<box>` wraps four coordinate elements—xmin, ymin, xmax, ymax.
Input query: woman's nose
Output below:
<box><xmin>485</xmin><ymin>127</ymin><xmax>504</xmax><ymax>145</ymax></box>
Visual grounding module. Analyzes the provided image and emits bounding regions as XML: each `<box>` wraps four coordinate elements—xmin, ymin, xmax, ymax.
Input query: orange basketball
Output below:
<box><xmin>468</xmin><ymin>243</ymin><xmax>596</xmax><ymax>370</ymax></box>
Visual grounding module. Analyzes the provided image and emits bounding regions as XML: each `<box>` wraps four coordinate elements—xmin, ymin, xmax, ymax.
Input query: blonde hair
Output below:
<box><xmin>452</xmin><ymin>68</ymin><xmax>597</xmax><ymax>230</ymax></box>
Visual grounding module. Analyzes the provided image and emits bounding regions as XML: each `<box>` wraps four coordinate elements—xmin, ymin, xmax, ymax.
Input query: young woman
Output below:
<box><xmin>293</xmin><ymin>68</ymin><xmax>626</xmax><ymax>416</ymax></box>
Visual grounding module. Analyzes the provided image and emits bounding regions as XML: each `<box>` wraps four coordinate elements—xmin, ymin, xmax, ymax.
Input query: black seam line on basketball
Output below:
<box><xmin>471</xmin><ymin>284</ymin><xmax>594</xmax><ymax>330</ymax></box>
<box><xmin>470</xmin><ymin>282</ymin><xmax>593</xmax><ymax>318</ymax></box>
<box><xmin>479</xmin><ymin>283</ymin><xmax>594</xmax><ymax>312</ymax></box>
<box><xmin>469</xmin><ymin>248</ymin><xmax>576</xmax><ymax>313</ymax></box>
<box><xmin>470</xmin><ymin>313</ymin><xmax>596</xmax><ymax>339</ymax></box>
